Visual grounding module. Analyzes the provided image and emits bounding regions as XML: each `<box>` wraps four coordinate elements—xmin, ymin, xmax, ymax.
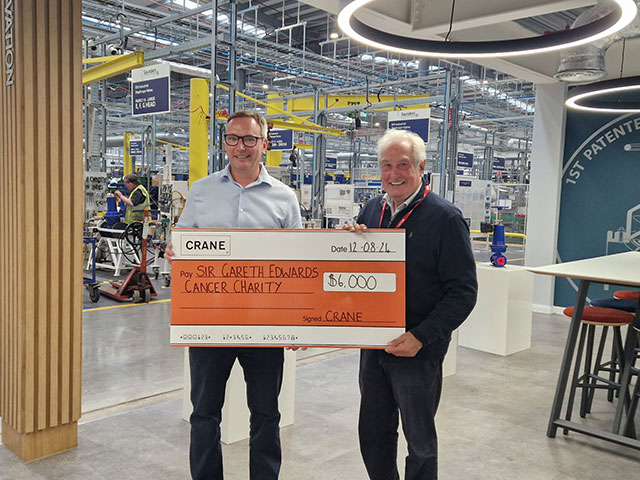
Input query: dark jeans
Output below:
<box><xmin>358</xmin><ymin>350</ymin><xmax>443</xmax><ymax>480</ymax></box>
<box><xmin>189</xmin><ymin>347</ymin><xmax>284</xmax><ymax>480</ymax></box>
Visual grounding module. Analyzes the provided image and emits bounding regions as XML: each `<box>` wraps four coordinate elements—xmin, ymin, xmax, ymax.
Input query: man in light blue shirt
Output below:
<box><xmin>166</xmin><ymin>110</ymin><xmax>301</xmax><ymax>480</ymax></box>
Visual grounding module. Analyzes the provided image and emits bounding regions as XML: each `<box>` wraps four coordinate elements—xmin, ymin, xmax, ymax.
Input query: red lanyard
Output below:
<box><xmin>378</xmin><ymin>185</ymin><xmax>430</xmax><ymax>229</ymax></box>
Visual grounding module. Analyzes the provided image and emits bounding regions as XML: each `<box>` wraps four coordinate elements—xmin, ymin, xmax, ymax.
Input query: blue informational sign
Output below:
<box><xmin>129</xmin><ymin>136</ymin><xmax>143</xmax><ymax>156</ymax></box>
<box><xmin>131</xmin><ymin>64</ymin><xmax>171</xmax><ymax>116</ymax></box>
<box><xmin>456</xmin><ymin>169</ymin><xmax>465</xmax><ymax>175</ymax></box>
<box><xmin>388</xmin><ymin>108</ymin><xmax>430</xmax><ymax>143</ymax></box>
<box><xmin>493</xmin><ymin>157</ymin><xmax>506</xmax><ymax>171</ymax></box>
<box><xmin>457</xmin><ymin>151</ymin><xmax>474</xmax><ymax>168</ymax></box>
<box><xmin>459</xmin><ymin>180</ymin><xmax>472</xmax><ymax>187</ymax></box>
<box><xmin>269</xmin><ymin>129</ymin><xmax>293</xmax><ymax>150</ymax></box>
<box><xmin>325</xmin><ymin>157</ymin><xmax>337</xmax><ymax>170</ymax></box>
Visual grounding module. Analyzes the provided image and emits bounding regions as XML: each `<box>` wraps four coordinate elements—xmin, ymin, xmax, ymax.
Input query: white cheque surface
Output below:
<box><xmin>171</xmin><ymin>229</ymin><xmax>405</xmax><ymax>261</ymax></box>
<box><xmin>170</xmin><ymin>229</ymin><xmax>406</xmax><ymax>348</ymax></box>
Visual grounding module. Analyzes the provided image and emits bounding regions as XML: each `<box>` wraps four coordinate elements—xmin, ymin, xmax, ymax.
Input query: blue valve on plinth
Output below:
<box><xmin>490</xmin><ymin>224</ymin><xmax>508</xmax><ymax>267</ymax></box>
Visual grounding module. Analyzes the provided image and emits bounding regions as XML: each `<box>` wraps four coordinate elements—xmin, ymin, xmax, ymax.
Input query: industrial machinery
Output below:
<box><xmin>149</xmin><ymin>146</ymin><xmax>186</xmax><ymax>287</ymax></box>
<box><xmin>324</xmin><ymin>183</ymin><xmax>356</xmax><ymax>228</ymax></box>
<box><xmin>83</xmin><ymin>237</ymin><xmax>100</xmax><ymax>302</ymax></box>
<box><xmin>95</xmin><ymin>211</ymin><xmax>158</xmax><ymax>303</ymax></box>
<box><xmin>102</xmin><ymin>196</ymin><xmax>122</xmax><ymax>228</ymax></box>
<box><xmin>89</xmin><ymin>214</ymin><xmax>141</xmax><ymax>277</ymax></box>
<box><xmin>489</xmin><ymin>184</ymin><xmax>528</xmax><ymax>234</ymax></box>
<box><xmin>84</xmin><ymin>172</ymin><xmax>108</xmax><ymax>222</ymax></box>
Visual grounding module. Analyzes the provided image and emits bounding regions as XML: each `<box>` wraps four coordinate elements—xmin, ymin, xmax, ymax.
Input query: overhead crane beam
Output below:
<box><xmin>82</xmin><ymin>51</ymin><xmax>144</xmax><ymax>85</ymax></box>
<box><xmin>266</xmin><ymin>93</ymin><xmax>433</xmax><ymax>114</ymax></box>
<box><xmin>271</xmin><ymin>96</ymin><xmax>443</xmax><ymax>118</ymax></box>
<box><xmin>216</xmin><ymin>83</ymin><xmax>343</xmax><ymax>136</ymax></box>
<box><xmin>267</xmin><ymin>119</ymin><xmax>341</xmax><ymax>135</ymax></box>
<box><xmin>276</xmin><ymin>72</ymin><xmax>448</xmax><ymax>99</ymax></box>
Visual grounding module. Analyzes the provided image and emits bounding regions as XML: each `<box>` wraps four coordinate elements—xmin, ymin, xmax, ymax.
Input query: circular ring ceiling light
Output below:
<box><xmin>337</xmin><ymin>0</ymin><xmax>638</xmax><ymax>58</ymax></box>
<box><xmin>565</xmin><ymin>76</ymin><xmax>640</xmax><ymax>113</ymax></box>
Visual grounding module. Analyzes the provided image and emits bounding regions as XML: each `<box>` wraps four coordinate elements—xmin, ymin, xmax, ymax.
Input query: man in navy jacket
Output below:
<box><xmin>345</xmin><ymin>128</ymin><xmax>477</xmax><ymax>480</ymax></box>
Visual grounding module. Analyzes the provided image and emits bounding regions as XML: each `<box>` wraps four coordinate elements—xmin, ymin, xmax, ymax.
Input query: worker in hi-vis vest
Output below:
<box><xmin>114</xmin><ymin>173</ymin><xmax>150</xmax><ymax>223</ymax></box>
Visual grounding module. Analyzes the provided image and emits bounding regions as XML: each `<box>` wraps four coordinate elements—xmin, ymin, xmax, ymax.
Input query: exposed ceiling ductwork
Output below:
<box><xmin>555</xmin><ymin>0</ymin><xmax>640</xmax><ymax>83</ymax></box>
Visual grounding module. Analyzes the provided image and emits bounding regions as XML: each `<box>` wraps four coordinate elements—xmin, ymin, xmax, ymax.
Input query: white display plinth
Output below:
<box><xmin>458</xmin><ymin>264</ymin><xmax>533</xmax><ymax>356</ymax></box>
<box><xmin>182</xmin><ymin>348</ymin><xmax>297</xmax><ymax>445</ymax></box>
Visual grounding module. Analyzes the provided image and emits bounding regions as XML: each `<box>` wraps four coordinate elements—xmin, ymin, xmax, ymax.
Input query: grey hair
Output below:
<box><xmin>228</xmin><ymin>110</ymin><xmax>268</xmax><ymax>138</ymax></box>
<box><xmin>377</xmin><ymin>129</ymin><xmax>426</xmax><ymax>167</ymax></box>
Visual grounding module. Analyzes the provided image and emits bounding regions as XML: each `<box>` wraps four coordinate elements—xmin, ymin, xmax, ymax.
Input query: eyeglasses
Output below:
<box><xmin>224</xmin><ymin>134</ymin><xmax>263</xmax><ymax>147</ymax></box>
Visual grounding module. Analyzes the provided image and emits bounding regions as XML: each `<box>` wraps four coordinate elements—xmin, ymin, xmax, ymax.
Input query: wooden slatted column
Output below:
<box><xmin>0</xmin><ymin>0</ymin><xmax>83</xmax><ymax>461</ymax></box>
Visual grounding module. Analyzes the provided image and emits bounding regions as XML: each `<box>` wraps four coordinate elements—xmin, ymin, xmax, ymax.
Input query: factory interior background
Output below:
<box><xmin>2</xmin><ymin>0</ymin><xmax>640</xmax><ymax>478</ymax></box>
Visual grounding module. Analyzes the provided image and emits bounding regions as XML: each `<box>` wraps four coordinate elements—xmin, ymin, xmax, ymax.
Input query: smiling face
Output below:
<box><xmin>379</xmin><ymin>139</ymin><xmax>425</xmax><ymax>208</ymax></box>
<box><xmin>224</xmin><ymin>116</ymin><xmax>268</xmax><ymax>186</ymax></box>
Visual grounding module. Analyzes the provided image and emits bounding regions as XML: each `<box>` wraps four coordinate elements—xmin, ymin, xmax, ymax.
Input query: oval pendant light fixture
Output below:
<box><xmin>565</xmin><ymin>76</ymin><xmax>640</xmax><ymax>113</ymax></box>
<box><xmin>337</xmin><ymin>0</ymin><xmax>638</xmax><ymax>59</ymax></box>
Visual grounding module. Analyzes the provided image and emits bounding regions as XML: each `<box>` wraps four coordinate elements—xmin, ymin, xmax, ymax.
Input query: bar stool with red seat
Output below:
<box><xmin>620</xmin><ymin>314</ymin><xmax>640</xmax><ymax>437</ymax></box>
<box><xmin>614</xmin><ymin>290</ymin><xmax>640</xmax><ymax>301</ymax></box>
<box><xmin>562</xmin><ymin>306</ymin><xmax>635</xmax><ymax>428</ymax></box>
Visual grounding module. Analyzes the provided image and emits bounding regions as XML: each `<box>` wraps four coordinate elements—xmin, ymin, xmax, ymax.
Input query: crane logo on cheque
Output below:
<box><xmin>180</xmin><ymin>235</ymin><xmax>231</xmax><ymax>256</ymax></box>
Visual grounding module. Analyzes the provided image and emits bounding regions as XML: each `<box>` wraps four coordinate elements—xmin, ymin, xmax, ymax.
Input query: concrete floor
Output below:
<box><xmin>2</xmin><ymin>301</ymin><xmax>639</xmax><ymax>479</ymax></box>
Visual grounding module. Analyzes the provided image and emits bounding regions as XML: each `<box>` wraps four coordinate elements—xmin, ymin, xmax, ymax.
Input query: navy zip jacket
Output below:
<box><xmin>356</xmin><ymin>181</ymin><xmax>478</xmax><ymax>360</ymax></box>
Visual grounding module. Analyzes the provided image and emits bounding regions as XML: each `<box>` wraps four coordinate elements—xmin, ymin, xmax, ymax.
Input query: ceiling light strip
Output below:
<box><xmin>337</xmin><ymin>0</ymin><xmax>637</xmax><ymax>58</ymax></box>
<box><xmin>565</xmin><ymin>76</ymin><xmax>640</xmax><ymax>113</ymax></box>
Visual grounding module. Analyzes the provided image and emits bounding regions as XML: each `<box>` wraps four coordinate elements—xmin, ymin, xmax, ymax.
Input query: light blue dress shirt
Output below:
<box><xmin>176</xmin><ymin>164</ymin><xmax>302</xmax><ymax>229</ymax></box>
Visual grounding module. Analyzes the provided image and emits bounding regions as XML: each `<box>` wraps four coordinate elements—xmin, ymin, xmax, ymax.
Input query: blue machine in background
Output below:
<box><xmin>102</xmin><ymin>196</ymin><xmax>122</xmax><ymax>228</ymax></box>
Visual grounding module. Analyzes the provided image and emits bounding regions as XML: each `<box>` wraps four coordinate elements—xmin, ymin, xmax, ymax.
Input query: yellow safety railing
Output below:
<box><xmin>470</xmin><ymin>230</ymin><xmax>526</xmax><ymax>247</ymax></box>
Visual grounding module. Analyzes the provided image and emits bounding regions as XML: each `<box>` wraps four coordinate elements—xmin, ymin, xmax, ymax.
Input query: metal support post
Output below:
<box><xmin>209</xmin><ymin>0</ymin><xmax>219</xmax><ymax>174</ymax></box>
<box><xmin>123</xmin><ymin>132</ymin><xmax>132</xmax><ymax>176</ymax></box>
<box><xmin>439</xmin><ymin>69</ymin><xmax>451</xmax><ymax>197</ymax></box>
<box><xmin>149</xmin><ymin>116</ymin><xmax>157</xmax><ymax>178</ymax></box>
<box><xmin>144</xmin><ymin>124</ymin><xmax>153</xmax><ymax>177</ymax></box>
<box><xmin>229</xmin><ymin>0</ymin><xmax>237</xmax><ymax>114</ymax></box>
<box><xmin>191</xmin><ymin>79</ymin><xmax>211</xmax><ymax>186</ymax></box>
<box><xmin>349</xmin><ymin>135</ymin><xmax>356</xmax><ymax>185</ymax></box>
<box><xmin>100</xmin><ymin>48</ymin><xmax>107</xmax><ymax>172</ymax></box>
<box><xmin>446</xmin><ymin>76</ymin><xmax>461</xmax><ymax>200</ymax></box>
<box><xmin>482</xmin><ymin>133</ymin><xmax>495</xmax><ymax>181</ymax></box>
<box><xmin>297</xmin><ymin>147</ymin><xmax>304</xmax><ymax>193</ymax></box>
<box><xmin>83</xmin><ymin>39</ymin><xmax>91</xmax><ymax>171</ymax></box>
<box><xmin>311</xmin><ymin>89</ymin><xmax>326</xmax><ymax>221</ymax></box>
<box><xmin>311</xmin><ymin>119</ymin><xmax>327</xmax><ymax>222</ymax></box>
